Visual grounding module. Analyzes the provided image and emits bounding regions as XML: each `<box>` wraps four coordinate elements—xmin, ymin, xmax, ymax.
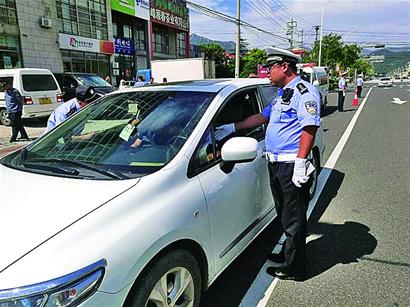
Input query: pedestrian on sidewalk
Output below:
<box><xmin>356</xmin><ymin>74</ymin><xmax>364</xmax><ymax>98</ymax></box>
<box><xmin>338</xmin><ymin>71</ymin><xmax>348</xmax><ymax>112</ymax></box>
<box><xmin>44</xmin><ymin>85</ymin><xmax>99</xmax><ymax>133</ymax></box>
<box><xmin>2</xmin><ymin>81</ymin><xmax>29</xmax><ymax>143</ymax></box>
<box><xmin>215</xmin><ymin>47</ymin><xmax>320</xmax><ymax>281</ymax></box>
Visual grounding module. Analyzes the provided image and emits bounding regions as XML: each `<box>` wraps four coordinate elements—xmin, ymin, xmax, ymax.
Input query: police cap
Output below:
<box><xmin>263</xmin><ymin>46</ymin><xmax>301</xmax><ymax>68</ymax></box>
<box><xmin>75</xmin><ymin>85</ymin><xmax>98</xmax><ymax>103</ymax></box>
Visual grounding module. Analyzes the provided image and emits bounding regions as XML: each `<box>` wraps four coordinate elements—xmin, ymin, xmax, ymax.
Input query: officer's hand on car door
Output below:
<box><xmin>214</xmin><ymin>123</ymin><xmax>235</xmax><ymax>141</ymax></box>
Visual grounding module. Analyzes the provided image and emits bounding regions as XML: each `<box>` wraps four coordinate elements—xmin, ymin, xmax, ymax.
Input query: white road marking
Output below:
<box><xmin>239</xmin><ymin>87</ymin><xmax>374</xmax><ymax>307</ymax></box>
<box><xmin>391</xmin><ymin>97</ymin><xmax>407</xmax><ymax>104</ymax></box>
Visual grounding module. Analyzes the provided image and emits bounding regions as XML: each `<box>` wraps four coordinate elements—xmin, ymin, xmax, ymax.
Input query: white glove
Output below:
<box><xmin>214</xmin><ymin>123</ymin><xmax>235</xmax><ymax>141</ymax></box>
<box><xmin>292</xmin><ymin>158</ymin><xmax>311</xmax><ymax>187</ymax></box>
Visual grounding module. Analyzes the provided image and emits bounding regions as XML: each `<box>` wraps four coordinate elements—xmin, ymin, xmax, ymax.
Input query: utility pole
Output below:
<box><xmin>235</xmin><ymin>0</ymin><xmax>240</xmax><ymax>78</ymax></box>
<box><xmin>298</xmin><ymin>29</ymin><xmax>304</xmax><ymax>49</ymax></box>
<box><xmin>286</xmin><ymin>19</ymin><xmax>297</xmax><ymax>49</ymax></box>
<box><xmin>314</xmin><ymin>25</ymin><xmax>320</xmax><ymax>43</ymax></box>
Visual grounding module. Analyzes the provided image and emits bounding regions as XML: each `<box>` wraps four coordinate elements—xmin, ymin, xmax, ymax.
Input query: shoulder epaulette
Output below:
<box><xmin>296</xmin><ymin>83</ymin><xmax>309</xmax><ymax>95</ymax></box>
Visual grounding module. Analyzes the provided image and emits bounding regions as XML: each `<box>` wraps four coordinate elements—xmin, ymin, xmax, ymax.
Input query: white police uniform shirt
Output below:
<box><xmin>44</xmin><ymin>98</ymin><xmax>80</xmax><ymax>133</ymax></box>
<box><xmin>338</xmin><ymin>77</ymin><xmax>346</xmax><ymax>91</ymax></box>
<box><xmin>356</xmin><ymin>77</ymin><xmax>363</xmax><ymax>86</ymax></box>
<box><xmin>261</xmin><ymin>76</ymin><xmax>320</xmax><ymax>161</ymax></box>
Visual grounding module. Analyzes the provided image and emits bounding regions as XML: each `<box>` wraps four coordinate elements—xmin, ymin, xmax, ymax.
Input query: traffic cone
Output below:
<box><xmin>352</xmin><ymin>90</ymin><xmax>359</xmax><ymax>107</ymax></box>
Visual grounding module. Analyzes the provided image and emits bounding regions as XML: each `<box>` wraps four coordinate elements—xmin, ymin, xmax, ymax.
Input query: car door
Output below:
<box><xmin>63</xmin><ymin>76</ymin><xmax>78</xmax><ymax>101</ymax></box>
<box><xmin>189</xmin><ymin>88</ymin><xmax>269</xmax><ymax>269</ymax></box>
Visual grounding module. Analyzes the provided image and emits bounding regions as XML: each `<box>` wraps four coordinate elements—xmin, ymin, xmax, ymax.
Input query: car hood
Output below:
<box><xmin>0</xmin><ymin>165</ymin><xmax>139</xmax><ymax>272</ymax></box>
<box><xmin>95</xmin><ymin>86</ymin><xmax>116</xmax><ymax>94</ymax></box>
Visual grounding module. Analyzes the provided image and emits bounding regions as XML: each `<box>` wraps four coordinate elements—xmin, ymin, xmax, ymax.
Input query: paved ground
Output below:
<box><xmin>0</xmin><ymin>118</ymin><xmax>46</xmax><ymax>158</ymax></box>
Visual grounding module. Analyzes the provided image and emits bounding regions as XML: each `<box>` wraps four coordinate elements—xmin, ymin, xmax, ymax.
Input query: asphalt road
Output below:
<box><xmin>200</xmin><ymin>81</ymin><xmax>410</xmax><ymax>306</ymax></box>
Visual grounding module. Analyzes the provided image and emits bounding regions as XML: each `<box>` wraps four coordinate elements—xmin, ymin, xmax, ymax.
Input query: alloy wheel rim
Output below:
<box><xmin>146</xmin><ymin>266</ymin><xmax>195</xmax><ymax>307</ymax></box>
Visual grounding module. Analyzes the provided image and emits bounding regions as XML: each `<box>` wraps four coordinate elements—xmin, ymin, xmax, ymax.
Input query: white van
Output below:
<box><xmin>0</xmin><ymin>68</ymin><xmax>63</xmax><ymax>126</ymax></box>
<box><xmin>299</xmin><ymin>66</ymin><xmax>329</xmax><ymax>111</ymax></box>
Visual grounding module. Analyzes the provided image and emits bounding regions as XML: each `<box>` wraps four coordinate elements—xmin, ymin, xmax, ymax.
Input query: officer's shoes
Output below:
<box><xmin>18</xmin><ymin>137</ymin><xmax>30</xmax><ymax>141</ymax></box>
<box><xmin>9</xmin><ymin>139</ymin><xmax>16</xmax><ymax>143</ymax></box>
<box><xmin>267</xmin><ymin>252</ymin><xmax>285</xmax><ymax>264</ymax></box>
<box><xmin>266</xmin><ymin>267</ymin><xmax>305</xmax><ymax>281</ymax></box>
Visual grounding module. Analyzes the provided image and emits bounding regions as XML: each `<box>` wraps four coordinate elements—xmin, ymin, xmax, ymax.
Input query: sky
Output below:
<box><xmin>188</xmin><ymin>0</ymin><xmax>410</xmax><ymax>50</ymax></box>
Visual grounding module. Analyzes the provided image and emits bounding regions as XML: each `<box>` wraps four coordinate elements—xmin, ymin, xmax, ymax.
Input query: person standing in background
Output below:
<box><xmin>338</xmin><ymin>71</ymin><xmax>348</xmax><ymax>112</ymax></box>
<box><xmin>356</xmin><ymin>74</ymin><xmax>363</xmax><ymax>98</ymax></box>
<box><xmin>2</xmin><ymin>81</ymin><xmax>29</xmax><ymax>143</ymax></box>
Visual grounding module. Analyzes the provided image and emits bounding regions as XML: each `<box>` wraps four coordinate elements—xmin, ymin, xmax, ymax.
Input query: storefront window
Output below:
<box><xmin>153</xmin><ymin>24</ymin><xmax>169</xmax><ymax>55</ymax></box>
<box><xmin>177</xmin><ymin>32</ymin><xmax>186</xmax><ymax>57</ymax></box>
<box><xmin>135</xmin><ymin>21</ymin><xmax>146</xmax><ymax>51</ymax></box>
<box><xmin>61</xmin><ymin>50</ymin><xmax>109</xmax><ymax>76</ymax></box>
<box><xmin>0</xmin><ymin>35</ymin><xmax>21</xmax><ymax>69</ymax></box>
<box><xmin>56</xmin><ymin>0</ymin><xmax>108</xmax><ymax>40</ymax></box>
<box><xmin>124</xmin><ymin>25</ymin><xmax>132</xmax><ymax>39</ymax></box>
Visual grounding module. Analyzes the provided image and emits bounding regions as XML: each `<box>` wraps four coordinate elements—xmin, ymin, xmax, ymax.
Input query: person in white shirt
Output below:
<box><xmin>356</xmin><ymin>75</ymin><xmax>364</xmax><ymax>98</ymax></box>
<box><xmin>338</xmin><ymin>72</ymin><xmax>348</xmax><ymax>112</ymax></box>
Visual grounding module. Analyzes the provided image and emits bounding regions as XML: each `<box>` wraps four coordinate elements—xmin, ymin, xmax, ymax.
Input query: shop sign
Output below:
<box><xmin>151</xmin><ymin>0</ymin><xmax>189</xmax><ymax>31</ymax></box>
<box><xmin>59</xmin><ymin>33</ymin><xmax>114</xmax><ymax>55</ymax></box>
<box><xmin>111</xmin><ymin>0</ymin><xmax>150</xmax><ymax>21</ymax></box>
<box><xmin>114</xmin><ymin>37</ymin><xmax>135</xmax><ymax>55</ymax></box>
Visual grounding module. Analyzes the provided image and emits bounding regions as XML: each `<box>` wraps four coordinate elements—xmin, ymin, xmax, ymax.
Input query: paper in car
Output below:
<box><xmin>128</xmin><ymin>103</ymin><xmax>138</xmax><ymax>114</ymax></box>
<box><xmin>306</xmin><ymin>162</ymin><xmax>315</xmax><ymax>176</ymax></box>
<box><xmin>119</xmin><ymin>124</ymin><xmax>135</xmax><ymax>141</ymax></box>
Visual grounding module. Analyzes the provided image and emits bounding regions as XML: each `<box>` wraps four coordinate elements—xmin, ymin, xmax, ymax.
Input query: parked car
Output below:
<box><xmin>0</xmin><ymin>68</ymin><xmax>63</xmax><ymax>126</ymax></box>
<box><xmin>0</xmin><ymin>79</ymin><xmax>324</xmax><ymax>306</ymax></box>
<box><xmin>378</xmin><ymin>77</ymin><xmax>393</xmax><ymax>87</ymax></box>
<box><xmin>54</xmin><ymin>72</ymin><xmax>116</xmax><ymax>102</ymax></box>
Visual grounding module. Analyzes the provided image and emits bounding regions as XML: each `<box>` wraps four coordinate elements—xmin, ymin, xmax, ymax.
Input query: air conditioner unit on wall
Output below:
<box><xmin>40</xmin><ymin>18</ymin><xmax>52</xmax><ymax>28</ymax></box>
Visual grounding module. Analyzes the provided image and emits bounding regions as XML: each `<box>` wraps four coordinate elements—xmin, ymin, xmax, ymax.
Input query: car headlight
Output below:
<box><xmin>0</xmin><ymin>259</ymin><xmax>106</xmax><ymax>307</ymax></box>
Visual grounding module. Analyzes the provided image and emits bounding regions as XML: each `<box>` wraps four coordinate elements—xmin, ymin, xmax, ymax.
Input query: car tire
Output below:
<box><xmin>309</xmin><ymin>149</ymin><xmax>320</xmax><ymax>199</ymax></box>
<box><xmin>126</xmin><ymin>249</ymin><xmax>201</xmax><ymax>307</ymax></box>
<box><xmin>0</xmin><ymin>109</ymin><xmax>12</xmax><ymax>126</ymax></box>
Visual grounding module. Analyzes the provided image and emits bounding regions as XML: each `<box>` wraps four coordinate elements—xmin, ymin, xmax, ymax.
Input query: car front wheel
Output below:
<box><xmin>126</xmin><ymin>249</ymin><xmax>201</xmax><ymax>307</ymax></box>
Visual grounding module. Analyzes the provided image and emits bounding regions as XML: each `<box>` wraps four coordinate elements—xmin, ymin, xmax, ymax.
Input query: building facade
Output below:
<box><xmin>0</xmin><ymin>0</ymin><xmax>190</xmax><ymax>86</ymax></box>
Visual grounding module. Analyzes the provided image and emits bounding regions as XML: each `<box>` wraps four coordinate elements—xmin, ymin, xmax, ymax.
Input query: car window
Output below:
<box><xmin>22</xmin><ymin>74</ymin><xmax>58</xmax><ymax>91</ymax></box>
<box><xmin>64</xmin><ymin>76</ymin><xmax>78</xmax><ymax>88</ymax></box>
<box><xmin>260</xmin><ymin>85</ymin><xmax>279</xmax><ymax>108</ymax></box>
<box><xmin>189</xmin><ymin>89</ymin><xmax>263</xmax><ymax>176</ymax></box>
<box><xmin>77</xmin><ymin>75</ymin><xmax>112</xmax><ymax>87</ymax></box>
<box><xmin>3</xmin><ymin>91</ymin><xmax>216</xmax><ymax>179</ymax></box>
<box><xmin>0</xmin><ymin>77</ymin><xmax>13</xmax><ymax>88</ymax></box>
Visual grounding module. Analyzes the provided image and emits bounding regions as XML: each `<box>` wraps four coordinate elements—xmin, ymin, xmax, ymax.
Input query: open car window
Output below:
<box><xmin>3</xmin><ymin>91</ymin><xmax>215</xmax><ymax>179</ymax></box>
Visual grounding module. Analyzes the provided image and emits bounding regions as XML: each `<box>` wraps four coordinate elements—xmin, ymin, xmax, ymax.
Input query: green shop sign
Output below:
<box><xmin>151</xmin><ymin>0</ymin><xmax>189</xmax><ymax>31</ymax></box>
<box><xmin>111</xmin><ymin>0</ymin><xmax>135</xmax><ymax>16</ymax></box>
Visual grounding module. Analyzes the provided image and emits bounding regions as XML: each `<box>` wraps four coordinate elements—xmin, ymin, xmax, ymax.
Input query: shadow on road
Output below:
<box><xmin>322</xmin><ymin>105</ymin><xmax>338</xmax><ymax>117</ymax></box>
<box><xmin>22</xmin><ymin>118</ymin><xmax>47</xmax><ymax>128</ymax></box>
<box><xmin>305</xmin><ymin>169</ymin><xmax>377</xmax><ymax>280</ymax></box>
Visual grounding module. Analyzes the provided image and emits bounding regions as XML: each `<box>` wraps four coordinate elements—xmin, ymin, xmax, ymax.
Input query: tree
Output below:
<box><xmin>352</xmin><ymin>58</ymin><xmax>375</xmax><ymax>77</ymax></box>
<box><xmin>200</xmin><ymin>43</ymin><xmax>225</xmax><ymax>65</ymax></box>
<box><xmin>240</xmin><ymin>48</ymin><xmax>266</xmax><ymax>78</ymax></box>
<box><xmin>340</xmin><ymin>44</ymin><xmax>361</xmax><ymax>71</ymax></box>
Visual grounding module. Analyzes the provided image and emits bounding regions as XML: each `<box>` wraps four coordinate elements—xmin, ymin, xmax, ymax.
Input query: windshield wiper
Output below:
<box><xmin>25</xmin><ymin>158</ymin><xmax>128</xmax><ymax>179</ymax></box>
<box><xmin>23</xmin><ymin>162</ymin><xmax>80</xmax><ymax>176</ymax></box>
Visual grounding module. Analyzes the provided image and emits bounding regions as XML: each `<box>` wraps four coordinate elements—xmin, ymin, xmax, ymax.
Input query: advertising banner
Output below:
<box><xmin>59</xmin><ymin>34</ymin><xmax>114</xmax><ymax>55</ymax></box>
<box><xmin>111</xmin><ymin>0</ymin><xmax>150</xmax><ymax>20</ymax></box>
<box><xmin>111</xmin><ymin>0</ymin><xmax>135</xmax><ymax>16</ymax></box>
<box><xmin>114</xmin><ymin>37</ymin><xmax>135</xmax><ymax>55</ymax></box>
<box><xmin>150</xmin><ymin>0</ymin><xmax>189</xmax><ymax>31</ymax></box>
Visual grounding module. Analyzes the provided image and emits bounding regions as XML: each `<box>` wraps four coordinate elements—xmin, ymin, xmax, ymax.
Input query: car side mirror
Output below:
<box><xmin>219</xmin><ymin>137</ymin><xmax>258</xmax><ymax>174</ymax></box>
<box><xmin>313</xmin><ymin>80</ymin><xmax>320</xmax><ymax>86</ymax></box>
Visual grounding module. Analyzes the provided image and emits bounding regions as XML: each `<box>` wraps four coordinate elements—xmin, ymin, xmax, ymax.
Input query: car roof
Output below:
<box><xmin>0</xmin><ymin>68</ymin><xmax>53</xmax><ymax>75</ymax></box>
<box><xmin>116</xmin><ymin>78</ymin><xmax>271</xmax><ymax>93</ymax></box>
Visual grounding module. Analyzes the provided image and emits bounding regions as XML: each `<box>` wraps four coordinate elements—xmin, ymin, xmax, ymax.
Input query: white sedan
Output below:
<box><xmin>0</xmin><ymin>78</ymin><xmax>324</xmax><ymax>307</ymax></box>
<box><xmin>378</xmin><ymin>77</ymin><xmax>393</xmax><ymax>87</ymax></box>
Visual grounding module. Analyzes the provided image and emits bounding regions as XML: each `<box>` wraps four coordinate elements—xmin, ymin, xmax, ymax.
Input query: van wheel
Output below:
<box><xmin>126</xmin><ymin>249</ymin><xmax>201</xmax><ymax>307</ymax></box>
<box><xmin>0</xmin><ymin>109</ymin><xmax>11</xmax><ymax>126</ymax></box>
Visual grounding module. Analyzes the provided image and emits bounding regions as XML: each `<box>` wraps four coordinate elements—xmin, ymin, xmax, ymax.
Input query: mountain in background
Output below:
<box><xmin>190</xmin><ymin>34</ymin><xmax>236</xmax><ymax>53</ymax></box>
<box><xmin>365</xmin><ymin>48</ymin><xmax>410</xmax><ymax>75</ymax></box>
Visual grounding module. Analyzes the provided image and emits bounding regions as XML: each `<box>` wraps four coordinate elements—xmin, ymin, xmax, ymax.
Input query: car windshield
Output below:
<box><xmin>77</xmin><ymin>75</ymin><xmax>112</xmax><ymax>87</ymax></box>
<box><xmin>2</xmin><ymin>90</ymin><xmax>215</xmax><ymax>179</ymax></box>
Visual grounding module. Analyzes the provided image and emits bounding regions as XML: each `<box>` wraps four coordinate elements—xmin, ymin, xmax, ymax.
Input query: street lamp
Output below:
<box><xmin>318</xmin><ymin>0</ymin><xmax>334</xmax><ymax>66</ymax></box>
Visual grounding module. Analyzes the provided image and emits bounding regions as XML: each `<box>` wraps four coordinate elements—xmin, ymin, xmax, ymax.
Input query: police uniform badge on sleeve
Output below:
<box><xmin>305</xmin><ymin>101</ymin><xmax>318</xmax><ymax>115</ymax></box>
<box><xmin>296</xmin><ymin>83</ymin><xmax>309</xmax><ymax>95</ymax></box>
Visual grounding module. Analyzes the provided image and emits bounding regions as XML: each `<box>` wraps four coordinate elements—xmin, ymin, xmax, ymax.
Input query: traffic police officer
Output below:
<box><xmin>2</xmin><ymin>81</ymin><xmax>29</xmax><ymax>142</ymax></box>
<box><xmin>44</xmin><ymin>85</ymin><xmax>99</xmax><ymax>133</ymax></box>
<box><xmin>338</xmin><ymin>71</ymin><xmax>348</xmax><ymax>111</ymax></box>
<box><xmin>215</xmin><ymin>46</ymin><xmax>321</xmax><ymax>280</ymax></box>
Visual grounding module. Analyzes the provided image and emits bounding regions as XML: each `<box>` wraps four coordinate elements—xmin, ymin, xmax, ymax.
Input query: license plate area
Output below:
<box><xmin>39</xmin><ymin>97</ymin><xmax>51</xmax><ymax>104</ymax></box>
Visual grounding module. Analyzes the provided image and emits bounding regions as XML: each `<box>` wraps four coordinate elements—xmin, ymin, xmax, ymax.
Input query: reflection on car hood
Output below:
<box><xmin>0</xmin><ymin>165</ymin><xmax>138</xmax><ymax>272</ymax></box>
<box><xmin>95</xmin><ymin>86</ymin><xmax>116</xmax><ymax>94</ymax></box>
